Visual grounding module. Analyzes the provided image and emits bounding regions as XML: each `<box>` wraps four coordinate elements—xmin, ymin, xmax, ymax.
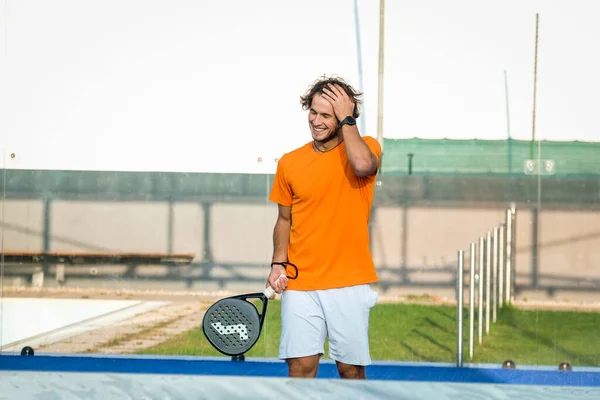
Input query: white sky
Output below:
<box><xmin>0</xmin><ymin>0</ymin><xmax>598</xmax><ymax>173</ymax></box>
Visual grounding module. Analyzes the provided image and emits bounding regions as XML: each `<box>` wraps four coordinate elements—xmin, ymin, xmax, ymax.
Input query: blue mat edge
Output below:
<box><xmin>0</xmin><ymin>353</ymin><xmax>599</xmax><ymax>387</ymax></box>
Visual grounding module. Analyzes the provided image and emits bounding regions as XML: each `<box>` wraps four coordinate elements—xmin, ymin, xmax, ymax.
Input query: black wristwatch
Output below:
<box><xmin>337</xmin><ymin>116</ymin><xmax>356</xmax><ymax>129</ymax></box>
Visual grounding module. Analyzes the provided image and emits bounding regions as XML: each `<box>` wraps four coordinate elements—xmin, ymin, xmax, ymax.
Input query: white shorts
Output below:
<box><xmin>278</xmin><ymin>284</ymin><xmax>379</xmax><ymax>366</ymax></box>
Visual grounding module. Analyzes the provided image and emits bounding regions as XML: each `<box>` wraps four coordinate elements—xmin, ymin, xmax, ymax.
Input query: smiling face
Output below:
<box><xmin>308</xmin><ymin>93</ymin><xmax>339</xmax><ymax>144</ymax></box>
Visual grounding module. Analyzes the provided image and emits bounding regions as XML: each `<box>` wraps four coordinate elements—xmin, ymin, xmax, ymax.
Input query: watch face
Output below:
<box><xmin>338</xmin><ymin>116</ymin><xmax>357</xmax><ymax>129</ymax></box>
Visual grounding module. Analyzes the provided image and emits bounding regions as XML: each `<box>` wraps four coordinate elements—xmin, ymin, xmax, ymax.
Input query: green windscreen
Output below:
<box><xmin>382</xmin><ymin>138</ymin><xmax>600</xmax><ymax>177</ymax></box>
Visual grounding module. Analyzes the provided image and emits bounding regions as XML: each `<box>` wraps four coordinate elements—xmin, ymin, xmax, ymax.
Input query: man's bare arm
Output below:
<box><xmin>267</xmin><ymin>204</ymin><xmax>291</xmax><ymax>296</ymax></box>
<box><xmin>340</xmin><ymin>125</ymin><xmax>379</xmax><ymax>177</ymax></box>
<box><xmin>272</xmin><ymin>204</ymin><xmax>291</xmax><ymax>262</ymax></box>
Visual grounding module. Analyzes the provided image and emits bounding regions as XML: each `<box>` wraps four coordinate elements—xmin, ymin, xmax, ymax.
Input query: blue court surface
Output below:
<box><xmin>1</xmin><ymin>354</ymin><xmax>599</xmax><ymax>399</ymax></box>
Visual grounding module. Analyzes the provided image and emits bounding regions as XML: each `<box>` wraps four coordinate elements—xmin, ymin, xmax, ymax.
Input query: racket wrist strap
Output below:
<box><xmin>270</xmin><ymin>261</ymin><xmax>288</xmax><ymax>268</ymax></box>
<box><xmin>270</xmin><ymin>261</ymin><xmax>299</xmax><ymax>280</ymax></box>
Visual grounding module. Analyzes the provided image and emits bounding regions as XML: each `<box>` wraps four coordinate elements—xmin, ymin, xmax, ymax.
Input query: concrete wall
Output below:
<box><xmin>2</xmin><ymin>198</ymin><xmax>598</xmax><ymax>301</ymax></box>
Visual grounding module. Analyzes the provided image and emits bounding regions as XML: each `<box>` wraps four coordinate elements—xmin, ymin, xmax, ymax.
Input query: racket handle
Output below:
<box><xmin>263</xmin><ymin>286</ymin><xmax>276</xmax><ymax>298</ymax></box>
<box><xmin>263</xmin><ymin>273</ymin><xmax>286</xmax><ymax>298</ymax></box>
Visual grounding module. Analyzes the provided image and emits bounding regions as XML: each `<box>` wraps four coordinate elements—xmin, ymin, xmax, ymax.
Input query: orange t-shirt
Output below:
<box><xmin>269</xmin><ymin>136</ymin><xmax>381</xmax><ymax>291</ymax></box>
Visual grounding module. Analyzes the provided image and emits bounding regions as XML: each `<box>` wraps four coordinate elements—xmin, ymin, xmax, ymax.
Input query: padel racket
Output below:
<box><xmin>202</xmin><ymin>261</ymin><xmax>298</xmax><ymax>356</ymax></box>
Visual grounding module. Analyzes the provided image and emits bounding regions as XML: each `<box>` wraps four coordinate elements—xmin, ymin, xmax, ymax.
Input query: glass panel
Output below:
<box><xmin>0</xmin><ymin>150</ymin><xmax>4</xmax><ymax>352</ymax></box>
<box><xmin>519</xmin><ymin>133</ymin><xmax>600</xmax><ymax>369</ymax></box>
<box><xmin>377</xmin><ymin>137</ymin><xmax>599</xmax><ymax>369</ymax></box>
<box><xmin>0</xmin><ymin>154</ymin><xmax>280</xmax><ymax>358</ymax></box>
<box><xmin>0</xmin><ymin>0</ymin><xmax>5</xmax><ymax>353</ymax></box>
<box><xmin>510</xmin><ymin>8</ymin><xmax>600</xmax><ymax>370</ymax></box>
<box><xmin>0</xmin><ymin>0</ymin><xmax>286</xmax><ymax>361</ymax></box>
<box><xmin>2</xmin><ymin>0</ymin><xmax>599</xmax><ymax>381</ymax></box>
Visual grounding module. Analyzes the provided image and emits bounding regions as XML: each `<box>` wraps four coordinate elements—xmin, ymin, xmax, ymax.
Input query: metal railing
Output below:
<box><xmin>456</xmin><ymin>204</ymin><xmax>517</xmax><ymax>367</ymax></box>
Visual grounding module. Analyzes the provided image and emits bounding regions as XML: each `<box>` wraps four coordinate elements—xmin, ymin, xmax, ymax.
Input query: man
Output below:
<box><xmin>266</xmin><ymin>76</ymin><xmax>381</xmax><ymax>379</ymax></box>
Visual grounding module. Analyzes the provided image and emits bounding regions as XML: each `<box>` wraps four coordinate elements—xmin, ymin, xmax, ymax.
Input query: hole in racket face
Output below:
<box><xmin>203</xmin><ymin>298</ymin><xmax>262</xmax><ymax>356</ymax></box>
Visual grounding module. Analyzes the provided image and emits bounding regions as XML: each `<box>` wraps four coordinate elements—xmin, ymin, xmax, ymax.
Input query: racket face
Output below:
<box><xmin>202</xmin><ymin>298</ymin><xmax>262</xmax><ymax>356</ymax></box>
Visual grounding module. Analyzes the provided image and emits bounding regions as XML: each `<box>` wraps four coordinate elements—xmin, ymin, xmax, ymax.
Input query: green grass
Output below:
<box><xmin>466</xmin><ymin>306</ymin><xmax>600</xmax><ymax>367</ymax></box>
<box><xmin>137</xmin><ymin>300</ymin><xmax>600</xmax><ymax>367</ymax></box>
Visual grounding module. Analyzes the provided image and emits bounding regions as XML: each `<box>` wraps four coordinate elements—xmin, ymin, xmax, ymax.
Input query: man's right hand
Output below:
<box><xmin>266</xmin><ymin>263</ymin><xmax>289</xmax><ymax>299</ymax></box>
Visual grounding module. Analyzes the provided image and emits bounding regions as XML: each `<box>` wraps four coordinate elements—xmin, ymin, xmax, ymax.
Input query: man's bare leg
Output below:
<box><xmin>286</xmin><ymin>355</ymin><xmax>321</xmax><ymax>378</ymax></box>
<box><xmin>336</xmin><ymin>361</ymin><xmax>366</xmax><ymax>379</ymax></box>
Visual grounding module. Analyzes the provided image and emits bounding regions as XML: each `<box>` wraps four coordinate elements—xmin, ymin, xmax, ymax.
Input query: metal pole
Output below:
<box><xmin>456</xmin><ymin>249</ymin><xmax>464</xmax><ymax>368</ymax></box>
<box><xmin>376</xmin><ymin>0</ymin><xmax>385</xmax><ymax>153</ymax></box>
<box><xmin>505</xmin><ymin>208</ymin><xmax>512</xmax><ymax>305</ymax></box>
<box><xmin>504</xmin><ymin>69</ymin><xmax>513</xmax><ymax>173</ymax></box>
<box><xmin>478</xmin><ymin>236</ymin><xmax>484</xmax><ymax>344</ymax></box>
<box><xmin>510</xmin><ymin>204</ymin><xmax>517</xmax><ymax>304</ymax></box>
<box><xmin>498</xmin><ymin>223</ymin><xmax>505</xmax><ymax>307</ymax></box>
<box><xmin>493</xmin><ymin>226</ymin><xmax>499</xmax><ymax>323</ymax></box>
<box><xmin>353</xmin><ymin>0</ymin><xmax>367</xmax><ymax>137</ymax></box>
<box><xmin>485</xmin><ymin>231</ymin><xmax>491</xmax><ymax>335</ymax></box>
<box><xmin>469</xmin><ymin>242</ymin><xmax>476</xmax><ymax>360</ymax></box>
<box><xmin>530</xmin><ymin>13</ymin><xmax>540</xmax><ymax>160</ymax></box>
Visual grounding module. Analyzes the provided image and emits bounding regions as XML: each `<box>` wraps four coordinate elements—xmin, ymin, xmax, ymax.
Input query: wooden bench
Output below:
<box><xmin>1</xmin><ymin>251</ymin><xmax>195</xmax><ymax>287</ymax></box>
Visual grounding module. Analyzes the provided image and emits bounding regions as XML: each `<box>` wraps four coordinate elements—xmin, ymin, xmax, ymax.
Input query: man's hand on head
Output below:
<box><xmin>321</xmin><ymin>83</ymin><xmax>355</xmax><ymax>123</ymax></box>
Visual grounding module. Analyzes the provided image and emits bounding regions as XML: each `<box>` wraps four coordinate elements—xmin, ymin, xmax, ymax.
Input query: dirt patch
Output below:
<box><xmin>4</xmin><ymin>286</ymin><xmax>242</xmax><ymax>355</ymax></box>
<box><xmin>36</xmin><ymin>301</ymin><xmax>207</xmax><ymax>354</ymax></box>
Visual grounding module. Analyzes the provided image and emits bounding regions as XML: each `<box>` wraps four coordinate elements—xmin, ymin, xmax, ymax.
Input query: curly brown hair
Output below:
<box><xmin>300</xmin><ymin>75</ymin><xmax>362</xmax><ymax>119</ymax></box>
